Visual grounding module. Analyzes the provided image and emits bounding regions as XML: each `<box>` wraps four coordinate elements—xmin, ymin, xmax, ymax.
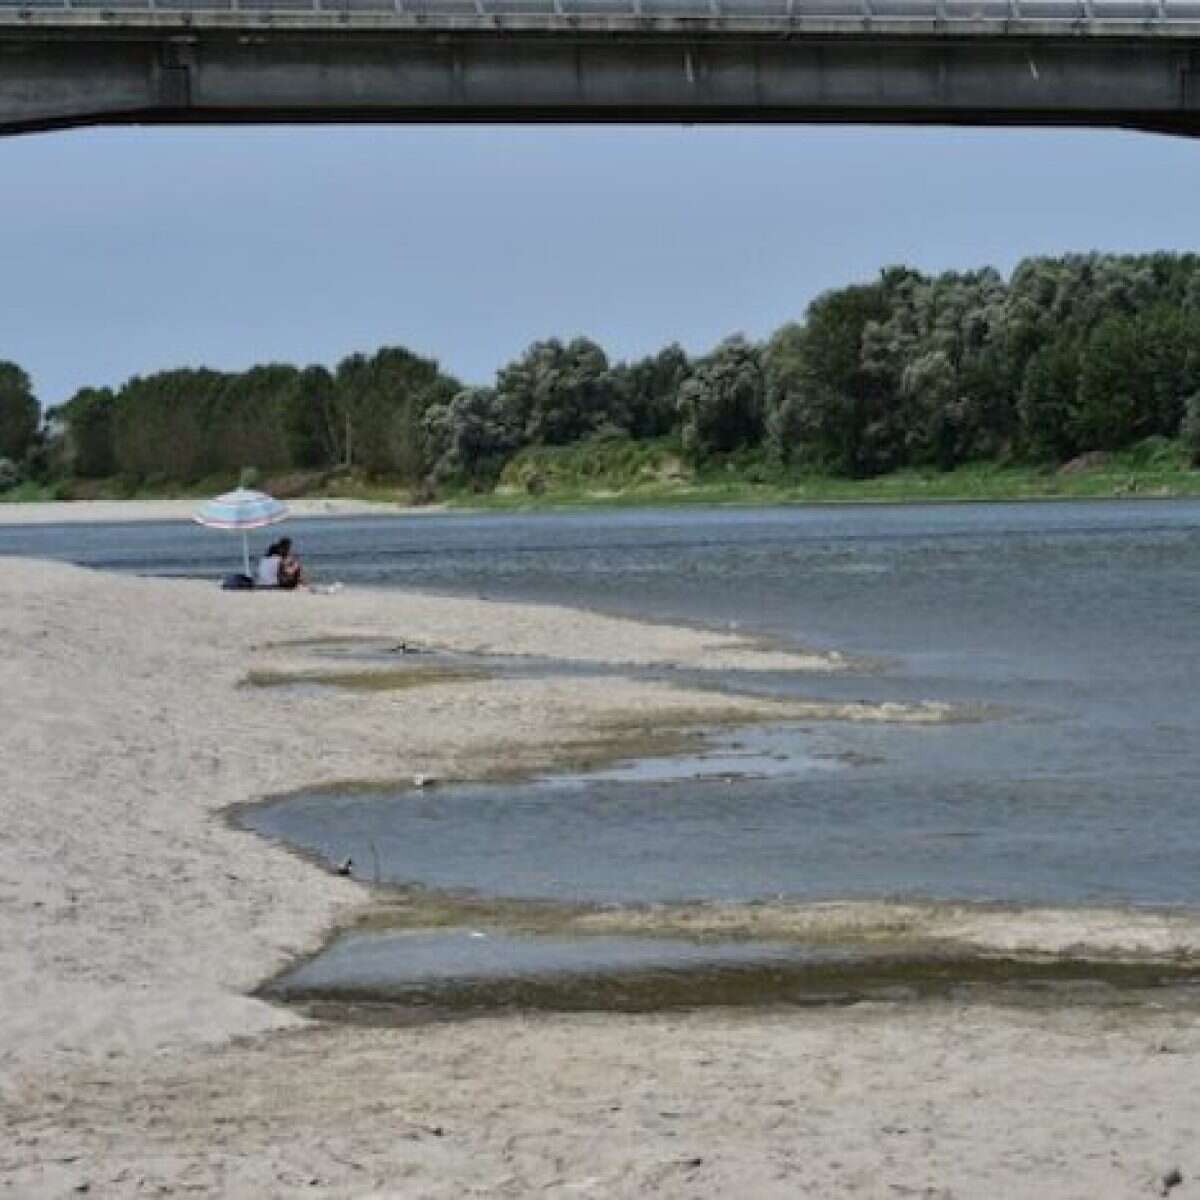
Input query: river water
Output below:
<box><xmin>9</xmin><ymin>500</ymin><xmax>1200</xmax><ymax>1005</ymax></box>
<box><xmin>8</xmin><ymin>498</ymin><xmax>1200</xmax><ymax>906</ymax></box>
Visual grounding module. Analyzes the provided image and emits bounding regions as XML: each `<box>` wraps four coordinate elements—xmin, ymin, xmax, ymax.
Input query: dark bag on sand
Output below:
<box><xmin>222</xmin><ymin>573</ymin><xmax>255</xmax><ymax>590</ymax></box>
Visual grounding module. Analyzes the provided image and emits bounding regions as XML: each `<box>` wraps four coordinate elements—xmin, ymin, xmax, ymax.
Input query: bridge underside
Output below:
<box><xmin>4</xmin><ymin>17</ymin><xmax>1200</xmax><ymax>136</ymax></box>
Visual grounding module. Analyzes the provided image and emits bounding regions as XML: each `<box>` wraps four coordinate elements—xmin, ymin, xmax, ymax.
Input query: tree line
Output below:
<box><xmin>5</xmin><ymin>250</ymin><xmax>1200</xmax><ymax>498</ymax></box>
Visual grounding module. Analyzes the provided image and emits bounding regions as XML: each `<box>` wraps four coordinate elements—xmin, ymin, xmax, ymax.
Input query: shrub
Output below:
<box><xmin>1180</xmin><ymin>395</ymin><xmax>1200</xmax><ymax>467</ymax></box>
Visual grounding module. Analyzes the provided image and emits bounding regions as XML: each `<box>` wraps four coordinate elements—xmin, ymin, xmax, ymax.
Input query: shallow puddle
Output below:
<box><xmin>263</xmin><ymin>928</ymin><xmax>1200</xmax><ymax>1023</ymax></box>
<box><xmin>236</xmin><ymin>731</ymin><xmax>1200</xmax><ymax>908</ymax></box>
<box><xmin>269</xmin><ymin>635</ymin><xmax>874</xmax><ymax>698</ymax></box>
<box><xmin>243</xmin><ymin>664</ymin><xmax>487</xmax><ymax>692</ymax></box>
<box><xmin>235</xmin><ymin>729</ymin><xmax>860</xmax><ymax>906</ymax></box>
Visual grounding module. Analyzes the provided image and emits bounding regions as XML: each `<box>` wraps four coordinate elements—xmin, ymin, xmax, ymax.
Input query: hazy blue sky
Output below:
<box><xmin>3</xmin><ymin>123</ymin><xmax>1198</xmax><ymax>407</ymax></box>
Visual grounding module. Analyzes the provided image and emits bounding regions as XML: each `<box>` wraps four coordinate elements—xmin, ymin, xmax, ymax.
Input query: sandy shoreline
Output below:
<box><xmin>3</xmin><ymin>557</ymin><xmax>1199</xmax><ymax>1198</ymax></box>
<box><xmin>0</xmin><ymin>497</ymin><xmax>433</xmax><ymax>524</ymax></box>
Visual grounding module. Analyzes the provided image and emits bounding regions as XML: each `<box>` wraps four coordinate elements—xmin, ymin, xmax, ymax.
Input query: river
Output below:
<box><xmin>7</xmin><ymin>500</ymin><xmax>1200</xmax><ymax>990</ymax></box>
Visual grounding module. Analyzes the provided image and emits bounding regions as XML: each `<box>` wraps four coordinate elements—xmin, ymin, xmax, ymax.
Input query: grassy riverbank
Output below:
<box><xmin>451</xmin><ymin>434</ymin><xmax>1200</xmax><ymax>509</ymax></box>
<box><xmin>6</xmin><ymin>434</ymin><xmax>1199</xmax><ymax>511</ymax></box>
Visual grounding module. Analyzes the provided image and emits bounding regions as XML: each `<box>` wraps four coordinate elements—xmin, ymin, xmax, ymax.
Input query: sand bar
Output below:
<box><xmin>2</xmin><ymin>557</ymin><xmax>1199</xmax><ymax>1198</ymax></box>
<box><xmin>0</xmin><ymin>497</ymin><xmax>436</xmax><ymax>525</ymax></box>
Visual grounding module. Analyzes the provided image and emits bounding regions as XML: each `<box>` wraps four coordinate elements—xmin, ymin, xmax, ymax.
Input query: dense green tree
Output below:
<box><xmin>763</xmin><ymin>322</ymin><xmax>811</xmax><ymax>465</ymax></box>
<box><xmin>1073</xmin><ymin>315</ymin><xmax>1144</xmax><ymax>450</ymax></box>
<box><xmin>900</xmin><ymin>350</ymin><xmax>960</xmax><ymax>469</ymax></box>
<box><xmin>423</xmin><ymin>387</ymin><xmax>519</xmax><ymax>487</ymax></box>
<box><xmin>0</xmin><ymin>362</ymin><xmax>38</xmax><ymax>464</ymax></box>
<box><xmin>113</xmin><ymin>369</ymin><xmax>227</xmax><ymax>481</ymax></box>
<box><xmin>799</xmin><ymin>282</ymin><xmax>895</xmax><ymax>475</ymax></box>
<box><xmin>1073</xmin><ymin>307</ymin><xmax>1200</xmax><ymax>450</ymax></box>
<box><xmin>59</xmin><ymin>386</ymin><xmax>117</xmax><ymax>478</ymax></box>
<box><xmin>281</xmin><ymin>365</ymin><xmax>340</xmax><ymax>469</ymax></box>
<box><xmin>862</xmin><ymin>267</ymin><xmax>1013</xmax><ymax>470</ymax></box>
<box><xmin>210</xmin><ymin>364</ymin><xmax>295</xmax><ymax>475</ymax></box>
<box><xmin>1139</xmin><ymin>306</ymin><xmax>1200</xmax><ymax>437</ymax></box>
<box><xmin>1019</xmin><ymin>339</ymin><xmax>1080</xmax><ymax>462</ymax></box>
<box><xmin>33</xmin><ymin>249</ymin><xmax>1200</xmax><ymax>495</ymax></box>
<box><xmin>390</xmin><ymin>372</ymin><xmax>459</xmax><ymax>484</ymax></box>
<box><xmin>677</xmin><ymin>336</ymin><xmax>765</xmax><ymax>462</ymax></box>
<box><xmin>616</xmin><ymin>344</ymin><xmax>689</xmax><ymax>439</ymax></box>
<box><xmin>335</xmin><ymin>346</ymin><xmax>456</xmax><ymax>477</ymax></box>
<box><xmin>496</xmin><ymin>338</ymin><xmax>622</xmax><ymax>445</ymax></box>
<box><xmin>1181</xmin><ymin>393</ymin><xmax>1200</xmax><ymax>466</ymax></box>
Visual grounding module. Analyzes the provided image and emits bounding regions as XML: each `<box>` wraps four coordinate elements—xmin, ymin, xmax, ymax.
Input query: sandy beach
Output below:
<box><xmin>3</xmin><ymin>547</ymin><xmax>1200</xmax><ymax>1199</ymax></box>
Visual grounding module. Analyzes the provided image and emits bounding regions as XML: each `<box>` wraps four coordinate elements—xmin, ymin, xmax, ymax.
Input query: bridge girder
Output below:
<box><xmin>3</xmin><ymin>11</ymin><xmax>1200</xmax><ymax>135</ymax></box>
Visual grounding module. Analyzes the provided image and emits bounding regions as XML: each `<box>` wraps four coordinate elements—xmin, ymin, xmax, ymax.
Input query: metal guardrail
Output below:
<box><xmin>0</xmin><ymin>0</ymin><xmax>1192</xmax><ymax>19</ymax></box>
<box><xmin>3</xmin><ymin>0</ymin><xmax>1200</xmax><ymax>25</ymax></box>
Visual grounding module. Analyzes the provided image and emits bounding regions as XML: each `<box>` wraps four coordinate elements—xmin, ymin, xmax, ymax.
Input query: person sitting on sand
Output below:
<box><xmin>255</xmin><ymin>540</ymin><xmax>284</xmax><ymax>588</ymax></box>
<box><xmin>277</xmin><ymin>538</ymin><xmax>305</xmax><ymax>590</ymax></box>
<box><xmin>254</xmin><ymin>538</ymin><xmax>304</xmax><ymax>589</ymax></box>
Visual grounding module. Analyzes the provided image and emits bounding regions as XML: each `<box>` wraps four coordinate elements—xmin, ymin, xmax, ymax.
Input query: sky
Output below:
<box><xmin>3</xmin><ymin>122</ymin><xmax>1200</xmax><ymax>408</ymax></box>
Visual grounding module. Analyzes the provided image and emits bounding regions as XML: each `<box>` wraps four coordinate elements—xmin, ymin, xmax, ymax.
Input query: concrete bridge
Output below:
<box><xmin>5</xmin><ymin>0</ymin><xmax>1200</xmax><ymax>135</ymax></box>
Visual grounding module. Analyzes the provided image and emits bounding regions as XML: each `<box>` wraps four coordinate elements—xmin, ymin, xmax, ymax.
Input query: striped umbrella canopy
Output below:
<box><xmin>193</xmin><ymin>487</ymin><xmax>289</xmax><ymax>577</ymax></box>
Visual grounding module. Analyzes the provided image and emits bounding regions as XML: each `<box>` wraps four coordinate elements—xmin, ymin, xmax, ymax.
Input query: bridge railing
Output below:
<box><xmin>3</xmin><ymin>0</ymin><xmax>1199</xmax><ymax>23</ymax></box>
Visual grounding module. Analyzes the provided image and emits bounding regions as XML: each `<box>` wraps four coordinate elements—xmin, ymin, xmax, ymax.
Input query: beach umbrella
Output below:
<box><xmin>193</xmin><ymin>487</ymin><xmax>289</xmax><ymax>577</ymax></box>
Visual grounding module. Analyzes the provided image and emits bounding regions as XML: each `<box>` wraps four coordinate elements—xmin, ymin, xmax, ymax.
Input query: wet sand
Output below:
<box><xmin>2</xmin><ymin>556</ymin><xmax>1199</xmax><ymax>1198</ymax></box>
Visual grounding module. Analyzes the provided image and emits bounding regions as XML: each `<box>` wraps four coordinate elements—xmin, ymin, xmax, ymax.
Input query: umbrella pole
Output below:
<box><xmin>242</xmin><ymin>530</ymin><xmax>250</xmax><ymax>579</ymax></box>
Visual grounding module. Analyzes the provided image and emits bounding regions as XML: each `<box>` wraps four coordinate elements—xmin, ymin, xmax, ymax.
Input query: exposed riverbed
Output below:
<box><xmin>8</xmin><ymin>499</ymin><xmax>1200</xmax><ymax>1019</ymax></box>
